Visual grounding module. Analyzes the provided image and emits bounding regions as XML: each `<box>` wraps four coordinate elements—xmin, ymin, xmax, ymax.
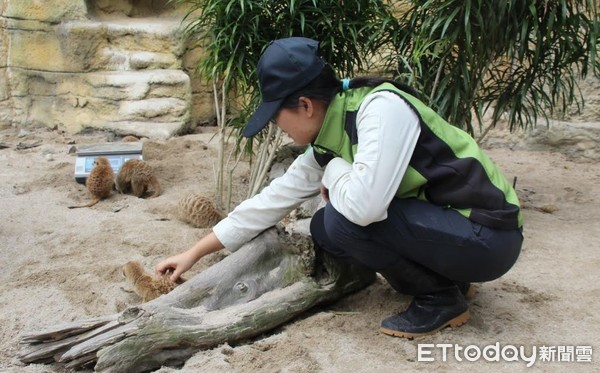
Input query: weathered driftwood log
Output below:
<box><xmin>19</xmin><ymin>227</ymin><xmax>376</xmax><ymax>372</ymax></box>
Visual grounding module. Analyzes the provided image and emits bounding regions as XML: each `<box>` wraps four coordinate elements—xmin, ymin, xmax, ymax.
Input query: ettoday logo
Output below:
<box><xmin>417</xmin><ymin>343</ymin><xmax>593</xmax><ymax>367</ymax></box>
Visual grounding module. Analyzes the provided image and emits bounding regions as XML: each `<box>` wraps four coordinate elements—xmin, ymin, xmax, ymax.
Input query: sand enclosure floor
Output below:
<box><xmin>0</xmin><ymin>125</ymin><xmax>598</xmax><ymax>372</ymax></box>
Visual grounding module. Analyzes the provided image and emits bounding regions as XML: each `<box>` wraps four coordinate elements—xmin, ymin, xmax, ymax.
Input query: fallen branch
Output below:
<box><xmin>19</xmin><ymin>227</ymin><xmax>375</xmax><ymax>372</ymax></box>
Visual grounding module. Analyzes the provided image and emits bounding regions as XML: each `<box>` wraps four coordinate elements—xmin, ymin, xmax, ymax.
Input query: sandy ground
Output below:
<box><xmin>0</xmin><ymin>122</ymin><xmax>598</xmax><ymax>373</ymax></box>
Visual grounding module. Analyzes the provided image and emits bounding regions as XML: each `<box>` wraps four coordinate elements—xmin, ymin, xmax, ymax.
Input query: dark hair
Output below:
<box><xmin>281</xmin><ymin>64</ymin><xmax>422</xmax><ymax>108</ymax></box>
<box><xmin>280</xmin><ymin>64</ymin><xmax>339</xmax><ymax>108</ymax></box>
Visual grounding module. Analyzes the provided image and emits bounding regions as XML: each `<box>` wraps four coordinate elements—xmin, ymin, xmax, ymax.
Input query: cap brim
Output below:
<box><xmin>242</xmin><ymin>99</ymin><xmax>283</xmax><ymax>137</ymax></box>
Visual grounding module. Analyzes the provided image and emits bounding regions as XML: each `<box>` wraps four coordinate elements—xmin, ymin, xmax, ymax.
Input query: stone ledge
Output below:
<box><xmin>2</xmin><ymin>0</ymin><xmax>88</xmax><ymax>23</ymax></box>
<box><xmin>8</xmin><ymin>68</ymin><xmax>191</xmax><ymax>100</ymax></box>
<box><xmin>6</xmin><ymin>67</ymin><xmax>194</xmax><ymax>137</ymax></box>
<box><xmin>88</xmin><ymin>120</ymin><xmax>189</xmax><ymax>140</ymax></box>
<box><xmin>482</xmin><ymin>120</ymin><xmax>600</xmax><ymax>160</ymax></box>
<box><xmin>527</xmin><ymin>121</ymin><xmax>600</xmax><ymax>159</ymax></box>
<box><xmin>5</xmin><ymin>18</ymin><xmax>184</xmax><ymax>72</ymax></box>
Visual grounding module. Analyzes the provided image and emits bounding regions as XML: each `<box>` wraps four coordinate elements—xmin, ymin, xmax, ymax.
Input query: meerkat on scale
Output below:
<box><xmin>68</xmin><ymin>157</ymin><xmax>114</xmax><ymax>209</ymax></box>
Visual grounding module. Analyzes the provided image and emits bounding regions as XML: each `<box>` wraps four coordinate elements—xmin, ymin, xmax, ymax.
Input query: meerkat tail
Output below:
<box><xmin>68</xmin><ymin>197</ymin><xmax>101</xmax><ymax>209</ymax></box>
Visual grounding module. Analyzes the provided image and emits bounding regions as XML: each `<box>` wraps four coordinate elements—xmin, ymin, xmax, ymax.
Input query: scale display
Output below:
<box><xmin>74</xmin><ymin>142</ymin><xmax>144</xmax><ymax>184</ymax></box>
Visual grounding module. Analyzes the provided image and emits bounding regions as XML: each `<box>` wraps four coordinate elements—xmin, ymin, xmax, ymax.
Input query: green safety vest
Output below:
<box><xmin>312</xmin><ymin>83</ymin><xmax>523</xmax><ymax>230</ymax></box>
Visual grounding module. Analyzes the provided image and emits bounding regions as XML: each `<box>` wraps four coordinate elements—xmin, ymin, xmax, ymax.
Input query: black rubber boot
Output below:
<box><xmin>379</xmin><ymin>286</ymin><xmax>470</xmax><ymax>339</ymax></box>
<box><xmin>377</xmin><ymin>257</ymin><xmax>470</xmax><ymax>338</ymax></box>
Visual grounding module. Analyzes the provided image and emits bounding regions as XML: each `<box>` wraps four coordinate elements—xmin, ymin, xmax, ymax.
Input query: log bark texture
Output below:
<box><xmin>19</xmin><ymin>227</ymin><xmax>376</xmax><ymax>372</ymax></box>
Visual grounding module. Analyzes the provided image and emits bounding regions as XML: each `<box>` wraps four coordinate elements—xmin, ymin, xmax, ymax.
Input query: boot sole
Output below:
<box><xmin>379</xmin><ymin>310</ymin><xmax>470</xmax><ymax>339</ymax></box>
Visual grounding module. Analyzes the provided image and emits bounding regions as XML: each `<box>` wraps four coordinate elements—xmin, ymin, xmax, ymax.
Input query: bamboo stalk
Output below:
<box><xmin>247</xmin><ymin>124</ymin><xmax>285</xmax><ymax>198</ymax></box>
<box><xmin>225</xmin><ymin>137</ymin><xmax>245</xmax><ymax>212</ymax></box>
<box><xmin>250</xmin><ymin>127</ymin><xmax>283</xmax><ymax>197</ymax></box>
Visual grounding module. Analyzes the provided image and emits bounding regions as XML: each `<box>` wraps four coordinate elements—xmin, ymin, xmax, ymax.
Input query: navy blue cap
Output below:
<box><xmin>243</xmin><ymin>37</ymin><xmax>325</xmax><ymax>137</ymax></box>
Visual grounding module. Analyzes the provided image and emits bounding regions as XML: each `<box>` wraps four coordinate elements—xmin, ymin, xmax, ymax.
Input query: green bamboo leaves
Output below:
<box><xmin>387</xmin><ymin>0</ymin><xmax>599</xmax><ymax>134</ymax></box>
<box><xmin>171</xmin><ymin>0</ymin><xmax>598</xmax><ymax>204</ymax></box>
<box><xmin>171</xmin><ymin>0</ymin><xmax>398</xmax><ymax>203</ymax></box>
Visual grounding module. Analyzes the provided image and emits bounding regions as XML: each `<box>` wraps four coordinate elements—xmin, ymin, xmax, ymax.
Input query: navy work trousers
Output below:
<box><xmin>310</xmin><ymin>198</ymin><xmax>523</xmax><ymax>283</ymax></box>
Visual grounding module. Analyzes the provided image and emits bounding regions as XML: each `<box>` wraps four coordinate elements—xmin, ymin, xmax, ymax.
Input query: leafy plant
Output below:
<box><xmin>385</xmin><ymin>0</ymin><xmax>599</xmax><ymax>135</ymax></box>
<box><xmin>172</xmin><ymin>0</ymin><xmax>398</xmax><ymax>208</ymax></box>
<box><xmin>172</xmin><ymin>0</ymin><xmax>598</xmax><ymax>208</ymax></box>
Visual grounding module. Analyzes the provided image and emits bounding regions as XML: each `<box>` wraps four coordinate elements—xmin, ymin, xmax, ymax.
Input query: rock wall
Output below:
<box><xmin>0</xmin><ymin>0</ymin><xmax>214</xmax><ymax>139</ymax></box>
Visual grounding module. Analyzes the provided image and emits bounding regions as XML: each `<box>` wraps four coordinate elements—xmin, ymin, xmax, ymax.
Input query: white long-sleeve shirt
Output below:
<box><xmin>213</xmin><ymin>91</ymin><xmax>421</xmax><ymax>251</ymax></box>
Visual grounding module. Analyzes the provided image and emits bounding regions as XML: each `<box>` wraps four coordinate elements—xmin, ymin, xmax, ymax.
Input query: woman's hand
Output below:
<box><xmin>155</xmin><ymin>251</ymin><xmax>197</xmax><ymax>283</ymax></box>
<box><xmin>155</xmin><ymin>232</ymin><xmax>225</xmax><ymax>283</ymax></box>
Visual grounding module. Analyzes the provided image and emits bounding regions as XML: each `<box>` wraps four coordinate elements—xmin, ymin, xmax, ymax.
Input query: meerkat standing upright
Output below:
<box><xmin>68</xmin><ymin>157</ymin><xmax>114</xmax><ymax>209</ymax></box>
<box><xmin>116</xmin><ymin>159</ymin><xmax>161</xmax><ymax>198</ymax></box>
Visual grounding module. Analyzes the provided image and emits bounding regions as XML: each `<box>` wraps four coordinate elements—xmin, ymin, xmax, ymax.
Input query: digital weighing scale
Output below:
<box><xmin>74</xmin><ymin>142</ymin><xmax>144</xmax><ymax>184</ymax></box>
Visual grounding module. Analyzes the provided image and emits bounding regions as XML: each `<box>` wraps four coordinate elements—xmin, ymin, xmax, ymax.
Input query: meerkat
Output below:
<box><xmin>115</xmin><ymin>159</ymin><xmax>161</xmax><ymax>198</ymax></box>
<box><xmin>121</xmin><ymin>135</ymin><xmax>139</xmax><ymax>142</ymax></box>
<box><xmin>68</xmin><ymin>157</ymin><xmax>114</xmax><ymax>209</ymax></box>
<box><xmin>177</xmin><ymin>193</ymin><xmax>226</xmax><ymax>228</ymax></box>
<box><xmin>121</xmin><ymin>261</ymin><xmax>185</xmax><ymax>302</ymax></box>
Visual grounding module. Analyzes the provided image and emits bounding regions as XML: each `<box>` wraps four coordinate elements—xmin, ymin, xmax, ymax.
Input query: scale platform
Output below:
<box><xmin>74</xmin><ymin>142</ymin><xmax>144</xmax><ymax>184</ymax></box>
